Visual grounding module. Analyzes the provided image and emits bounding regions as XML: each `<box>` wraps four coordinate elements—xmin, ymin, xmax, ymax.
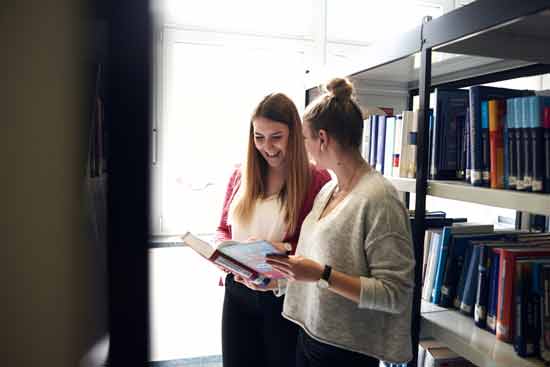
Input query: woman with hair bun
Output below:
<box><xmin>215</xmin><ymin>92</ymin><xmax>330</xmax><ymax>367</ymax></box>
<box><xmin>267</xmin><ymin>78</ymin><xmax>415</xmax><ymax>366</ymax></box>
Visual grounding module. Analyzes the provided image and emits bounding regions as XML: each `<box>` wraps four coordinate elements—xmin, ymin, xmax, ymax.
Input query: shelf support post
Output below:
<box><xmin>410</xmin><ymin>36</ymin><xmax>432</xmax><ymax>367</ymax></box>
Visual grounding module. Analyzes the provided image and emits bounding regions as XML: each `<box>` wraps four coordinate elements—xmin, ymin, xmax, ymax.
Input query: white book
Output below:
<box><xmin>392</xmin><ymin>114</ymin><xmax>404</xmax><ymax>177</ymax></box>
<box><xmin>399</xmin><ymin>111</ymin><xmax>413</xmax><ymax>178</ymax></box>
<box><xmin>408</xmin><ymin>110</ymin><xmax>419</xmax><ymax>178</ymax></box>
<box><xmin>383</xmin><ymin>116</ymin><xmax>396</xmax><ymax>177</ymax></box>
<box><xmin>361</xmin><ymin>118</ymin><xmax>371</xmax><ymax>161</ymax></box>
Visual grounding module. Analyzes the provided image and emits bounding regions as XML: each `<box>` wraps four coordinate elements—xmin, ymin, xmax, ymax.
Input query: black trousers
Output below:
<box><xmin>222</xmin><ymin>274</ymin><xmax>298</xmax><ymax>367</ymax></box>
<box><xmin>296</xmin><ymin>329</ymin><xmax>379</xmax><ymax>367</ymax></box>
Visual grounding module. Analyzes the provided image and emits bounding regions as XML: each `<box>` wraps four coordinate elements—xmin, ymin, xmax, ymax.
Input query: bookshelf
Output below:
<box><xmin>306</xmin><ymin>1</ymin><xmax>550</xmax><ymax>366</ymax></box>
<box><xmin>421</xmin><ymin>302</ymin><xmax>543</xmax><ymax>367</ymax></box>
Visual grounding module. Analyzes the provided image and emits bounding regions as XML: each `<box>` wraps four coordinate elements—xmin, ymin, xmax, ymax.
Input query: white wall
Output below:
<box><xmin>0</xmin><ymin>2</ymin><xmax>101</xmax><ymax>365</ymax></box>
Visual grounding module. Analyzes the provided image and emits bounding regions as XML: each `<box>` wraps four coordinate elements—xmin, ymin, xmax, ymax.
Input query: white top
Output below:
<box><xmin>228</xmin><ymin>194</ymin><xmax>286</xmax><ymax>243</ymax></box>
<box><xmin>282</xmin><ymin>170</ymin><xmax>415</xmax><ymax>364</ymax></box>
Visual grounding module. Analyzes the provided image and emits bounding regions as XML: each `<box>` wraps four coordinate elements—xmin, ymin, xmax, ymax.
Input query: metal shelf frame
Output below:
<box><xmin>306</xmin><ymin>1</ymin><xmax>550</xmax><ymax>366</ymax></box>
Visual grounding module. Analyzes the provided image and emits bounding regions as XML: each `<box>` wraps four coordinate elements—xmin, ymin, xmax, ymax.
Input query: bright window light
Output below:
<box><xmin>160</xmin><ymin>0</ymin><xmax>313</xmax><ymax>37</ymax></box>
<box><xmin>327</xmin><ymin>0</ymin><xmax>443</xmax><ymax>44</ymax></box>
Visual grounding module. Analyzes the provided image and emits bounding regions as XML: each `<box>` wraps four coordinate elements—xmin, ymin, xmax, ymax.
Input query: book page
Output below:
<box><xmin>181</xmin><ymin>232</ymin><xmax>215</xmax><ymax>258</ymax></box>
<box><xmin>217</xmin><ymin>240</ymin><xmax>287</xmax><ymax>279</ymax></box>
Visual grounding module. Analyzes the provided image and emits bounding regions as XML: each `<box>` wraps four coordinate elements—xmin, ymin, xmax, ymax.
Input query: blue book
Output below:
<box><xmin>438</xmin><ymin>229</ymin><xmax>497</xmax><ymax>308</ymax></box>
<box><xmin>486</xmin><ymin>250</ymin><xmax>501</xmax><ymax>333</ymax></box>
<box><xmin>521</xmin><ymin>97</ymin><xmax>533</xmax><ymax>191</ymax></box>
<box><xmin>468</xmin><ymin>86</ymin><xmax>533</xmax><ymax>186</ymax></box>
<box><xmin>460</xmin><ymin>244</ymin><xmax>481</xmax><ymax>315</ymax></box>
<box><xmin>369</xmin><ymin>116</ymin><xmax>379</xmax><ymax>168</ymax></box>
<box><xmin>431</xmin><ymin>89</ymin><xmax>469</xmax><ymax>180</ymax></box>
<box><xmin>504</xmin><ymin>99</ymin><xmax>516</xmax><ymax>189</ymax></box>
<box><xmin>375</xmin><ymin>116</ymin><xmax>386</xmax><ymax>173</ymax></box>
<box><xmin>515</xmin><ymin>97</ymin><xmax>526</xmax><ymax>190</ymax></box>
<box><xmin>527</xmin><ymin>96</ymin><xmax>550</xmax><ymax>192</ymax></box>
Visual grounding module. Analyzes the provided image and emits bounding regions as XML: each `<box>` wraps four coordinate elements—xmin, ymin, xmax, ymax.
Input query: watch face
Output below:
<box><xmin>317</xmin><ymin>279</ymin><xmax>330</xmax><ymax>289</ymax></box>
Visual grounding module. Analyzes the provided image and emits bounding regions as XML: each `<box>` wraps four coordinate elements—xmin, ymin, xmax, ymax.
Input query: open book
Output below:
<box><xmin>181</xmin><ymin>232</ymin><xmax>288</xmax><ymax>286</ymax></box>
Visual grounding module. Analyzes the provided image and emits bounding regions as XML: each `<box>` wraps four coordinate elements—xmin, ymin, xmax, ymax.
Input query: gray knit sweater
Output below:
<box><xmin>282</xmin><ymin>170</ymin><xmax>415</xmax><ymax>364</ymax></box>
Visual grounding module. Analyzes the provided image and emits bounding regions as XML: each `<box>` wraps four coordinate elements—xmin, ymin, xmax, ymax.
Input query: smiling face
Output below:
<box><xmin>252</xmin><ymin>116</ymin><xmax>290</xmax><ymax>169</ymax></box>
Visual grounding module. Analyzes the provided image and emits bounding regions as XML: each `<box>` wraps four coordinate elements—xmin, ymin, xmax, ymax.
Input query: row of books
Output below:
<box><xmin>361</xmin><ymin>111</ymin><xmax>419</xmax><ymax>178</ymax></box>
<box><xmin>430</xmin><ymin>86</ymin><xmax>550</xmax><ymax>193</ymax></box>
<box><xmin>421</xmin><ymin>223</ymin><xmax>550</xmax><ymax>360</ymax></box>
<box><xmin>418</xmin><ymin>339</ymin><xmax>476</xmax><ymax>367</ymax></box>
<box><xmin>364</xmin><ymin>87</ymin><xmax>550</xmax><ymax>194</ymax></box>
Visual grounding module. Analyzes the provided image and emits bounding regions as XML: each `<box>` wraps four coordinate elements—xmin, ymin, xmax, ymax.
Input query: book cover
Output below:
<box><xmin>181</xmin><ymin>232</ymin><xmax>288</xmax><ymax>285</ymax></box>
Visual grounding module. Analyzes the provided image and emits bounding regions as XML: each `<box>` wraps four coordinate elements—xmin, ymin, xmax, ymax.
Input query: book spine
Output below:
<box><xmin>369</xmin><ymin>116</ymin><xmax>378</xmax><ymax>168</ymax></box>
<box><xmin>475</xmin><ymin>246</ymin><xmax>489</xmax><ymax>328</ymax></box>
<box><xmin>458</xmin><ymin>114</ymin><xmax>466</xmax><ymax>180</ymax></box>
<box><xmin>460</xmin><ymin>245</ymin><xmax>480</xmax><ymax>315</ymax></box>
<box><xmin>431</xmin><ymin>229</ymin><xmax>449</xmax><ymax>305</ymax></box>
<box><xmin>496</xmin><ymin>253</ymin><xmax>512</xmax><ymax>342</ymax></box>
<box><xmin>481</xmin><ymin>101</ymin><xmax>491</xmax><ymax>186</ymax></box>
<box><xmin>487</xmin><ymin>250</ymin><xmax>500</xmax><ymax>333</ymax></box>
<box><xmin>506</xmin><ymin>99</ymin><xmax>517</xmax><ymax>189</ymax></box>
<box><xmin>469</xmin><ymin>88</ymin><xmax>483</xmax><ymax>186</ymax></box>
<box><xmin>375</xmin><ymin>116</ymin><xmax>386</xmax><ymax>173</ymax></box>
<box><xmin>544</xmin><ymin>107</ymin><xmax>550</xmax><ymax>193</ymax></box>
<box><xmin>392</xmin><ymin>115</ymin><xmax>403</xmax><ymax>177</ymax></box>
<box><xmin>522</xmin><ymin>97</ymin><xmax>533</xmax><ymax>191</ymax></box>
<box><xmin>515</xmin><ymin>98</ymin><xmax>526</xmax><ymax>190</ymax></box>
<box><xmin>408</xmin><ymin>111</ymin><xmax>419</xmax><ymax>178</ymax></box>
<box><xmin>541</xmin><ymin>266</ymin><xmax>550</xmax><ymax>362</ymax></box>
<box><xmin>454</xmin><ymin>246</ymin><xmax>473</xmax><ymax>309</ymax></box>
<box><xmin>361</xmin><ymin>118</ymin><xmax>371</xmax><ymax>161</ymax></box>
<box><xmin>531</xmin><ymin>97</ymin><xmax>544</xmax><ymax>192</ymax></box>
<box><xmin>465</xmin><ymin>108</ymin><xmax>471</xmax><ymax>182</ymax></box>
<box><xmin>430</xmin><ymin>100</ymin><xmax>439</xmax><ymax>179</ymax></box>
<box><xmin>513</xmin><ymin>262</ymin><xmax>528</xmax><ymax>356</ymax></box>
<box><xmin>383</xmin><ymin>117</ymin><xmax>395</xmax><ymax>177</ymax></box>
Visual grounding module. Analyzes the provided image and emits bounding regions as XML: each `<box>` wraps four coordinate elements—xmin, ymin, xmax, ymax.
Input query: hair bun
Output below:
<box><xmin>325</xmin><ymin>77</ymin><xmax>353</xmax><ymax>101</ymax></box>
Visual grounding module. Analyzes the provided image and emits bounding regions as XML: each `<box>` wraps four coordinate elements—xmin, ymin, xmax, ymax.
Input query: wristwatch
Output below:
<box><xmin>317</xmin><ymin>264</ymin><xmax>332</xmax><ymax>289</ymax></box>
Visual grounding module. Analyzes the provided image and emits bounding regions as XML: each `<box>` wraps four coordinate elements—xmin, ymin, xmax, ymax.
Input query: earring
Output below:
<box><xmin>320</xmin><ymin>144</ymin><xmax>324</xmax><ymax>152</ymax></box>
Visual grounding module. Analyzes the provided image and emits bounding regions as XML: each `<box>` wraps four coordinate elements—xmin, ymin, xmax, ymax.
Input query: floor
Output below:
<box><xmin>149</xmin><ymin>246</ymin><xmax>225</xmax><ymax>366</ymax></box>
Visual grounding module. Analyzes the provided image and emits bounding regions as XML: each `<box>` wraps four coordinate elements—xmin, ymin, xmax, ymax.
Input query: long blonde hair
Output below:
<box><xmin>231</xmin><ymin>93</ymin><xmax>311</xmax><ymax>235</ymax></box>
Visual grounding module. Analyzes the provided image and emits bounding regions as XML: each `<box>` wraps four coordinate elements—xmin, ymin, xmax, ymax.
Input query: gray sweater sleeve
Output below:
<box><xmin>358</xmin><ymin>182</ymin><xmax>415</xmax><ymax>313</ymax></box>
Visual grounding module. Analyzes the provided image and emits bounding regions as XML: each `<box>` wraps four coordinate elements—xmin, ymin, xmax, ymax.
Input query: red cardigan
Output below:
<box><xmin>215</xmin><ymin>165</ymin><xmax>331</xmax><ymax>253</ymax></box>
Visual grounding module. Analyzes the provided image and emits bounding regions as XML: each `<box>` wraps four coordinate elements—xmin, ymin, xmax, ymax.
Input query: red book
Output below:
<box><xmin>181</xmin><ymin>232</ymin><xmax>288</xmax><ymax>286</ymax></box>
<box><xmin>488</xmin><ymin>100</ymin><xmax>505</xmax><ymax>189</ymax></box>
<box><xmin>496</xmin><ymin>247</ymin><xmax>550</xmax><ymax>342</ymax></box>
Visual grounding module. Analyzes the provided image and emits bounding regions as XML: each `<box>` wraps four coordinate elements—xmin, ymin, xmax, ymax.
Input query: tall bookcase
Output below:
<box><xmin>305</xmin><ymin>1</ymin><xmax>550</xmax><ymax>366</ymax></box>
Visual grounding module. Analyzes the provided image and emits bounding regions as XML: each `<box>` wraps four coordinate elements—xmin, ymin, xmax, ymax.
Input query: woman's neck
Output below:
<box><xmin>331</xmin><ymin>152</ymin><xmax>369</xmax><ymax>194</ymax></box>
<box><xmin>265</xmin><ymin>165</ymin><xmax>287</xmax><ymax>196</ymax></box>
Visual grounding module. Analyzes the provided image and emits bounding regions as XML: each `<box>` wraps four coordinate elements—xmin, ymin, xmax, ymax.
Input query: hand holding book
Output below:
<box><xmin>181</xmin><ymin>232</ymin><xmax>290</xmax><ymax>286</ymax></box>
